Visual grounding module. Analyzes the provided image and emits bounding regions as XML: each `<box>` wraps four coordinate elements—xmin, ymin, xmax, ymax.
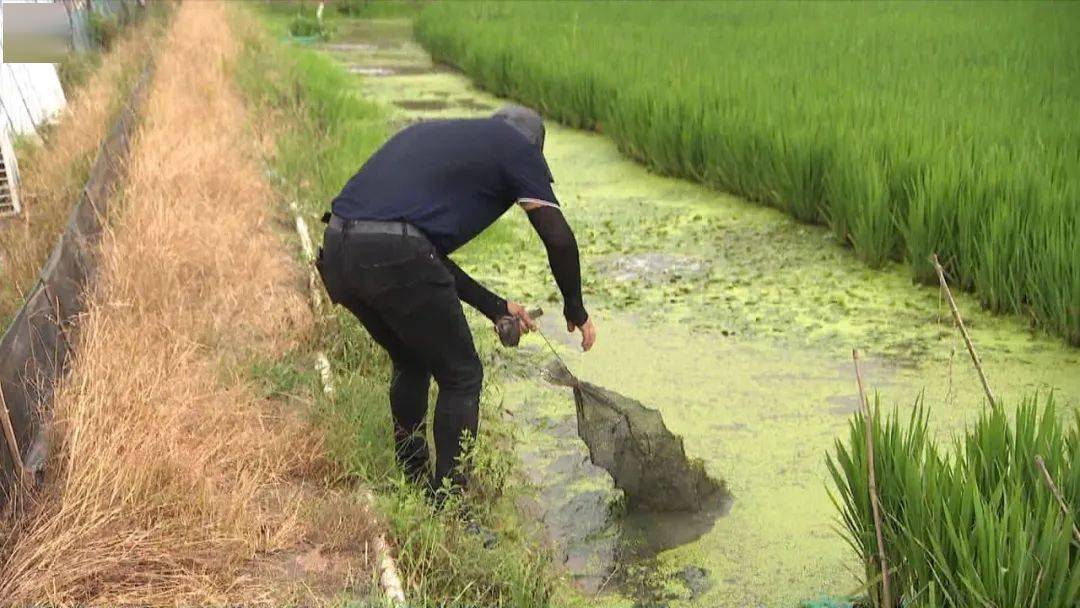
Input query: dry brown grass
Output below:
<box><xmin>0</xmin><ymin>3</ymin><xmax>378</xmax><ymax>604</ymax></box>
<box><xmin>0</xmin><ymin>13</ymin><xmax>160</xmax><ymax>322</ymax></box>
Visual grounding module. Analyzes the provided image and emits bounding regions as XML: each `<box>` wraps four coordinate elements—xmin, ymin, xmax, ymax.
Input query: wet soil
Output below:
<box><xmin>317</xmin><ymin>18</ymin><xmax>1080</xmax><ymax>608</ymax></box>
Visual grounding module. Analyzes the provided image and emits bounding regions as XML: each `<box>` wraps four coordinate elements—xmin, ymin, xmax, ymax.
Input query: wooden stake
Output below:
<box><xmin>290</xmin><ymin>203</ymin><xmax>324</xmax><ymax>314</ymax></box>
<box><xmin>315</xmin><ymin>352</ymin><xmax>333</xmax><ymax>399</ymax></box>
<box><xmin>1035</xmin><ymin>455</ymin><xmax>1080</xmax><ymax>545</ymax></box>
<box><xmin>0</xmin><ymin>383</ymin><xmax>29</xmax><ymax>486</ymax></box>
<box><xmin>853</xmin><ymin>349</ymin><xmax>893</xmax><ymax>608</ymax></box>
<box><xmin>370</xmin><ymin>522</ymin><xmax>406</xmax><ymax>604</ymax></box>
<box><xmin>931</xmin><ymin>254</ymin><xmax>997</xmax><ymax>410</ymax></box>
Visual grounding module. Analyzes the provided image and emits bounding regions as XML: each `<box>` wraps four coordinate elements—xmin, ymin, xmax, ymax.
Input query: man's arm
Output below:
<box><xmin>505</xmin><ymin>140</ymin><xmax>595</xmax><ymax>350</ymax></box>
<box><xmin>440</xmin><ymin>254</ymin><xmax>507</xmax><ymax>322</ymax></box>
<box><xmin>523</xmin><ymin>204</ymin><xmax>595</xmax><ymax>351</ymax></box>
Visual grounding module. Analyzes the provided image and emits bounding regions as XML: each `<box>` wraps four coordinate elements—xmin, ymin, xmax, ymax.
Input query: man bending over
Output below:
<box><xmin>318</xmin><ymin>105</ymin><xmax>596</xmax><ymax>497</ymax></box>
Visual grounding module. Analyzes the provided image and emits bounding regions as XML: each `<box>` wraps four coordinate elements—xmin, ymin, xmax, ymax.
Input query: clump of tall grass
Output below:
<box><xmin>87</xmin><ymin>9</ymin><xmax>122</xmax><ymax>50</ymax></box>
<box><xmin>416</xmin><ymin>1</ymin><xmax>1080</xmax><ymax>345</ymax></box>
<box><xmin>287</xmin><ymin>2</ymin><xmax>334</xmax><ymax>42</ymax></box>
<box><xmin>827</xmin><ymin>395</ymin><xmax>1079</xmax><ymax>607</ymax></box>
<box><xmin>289</xmin><ymin>13</ymin><xmax>331</xmax><ymax>40</ymax></box>
<box><xmin>234</xmin><ymin>6</ymin><xmax>558</xmax><ymax>606</ymax></box>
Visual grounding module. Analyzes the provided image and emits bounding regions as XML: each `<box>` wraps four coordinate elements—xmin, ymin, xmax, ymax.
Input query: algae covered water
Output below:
<box><xmin>315</xmin><ymin>19</ymin><xmax>1080</xmax><ymax>607</ymax></box>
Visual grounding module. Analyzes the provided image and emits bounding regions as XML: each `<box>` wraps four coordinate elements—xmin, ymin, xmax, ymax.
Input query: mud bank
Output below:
<box><xmin>317</xmin><ymin>18</ymin><xmax>1080</xmax><ymax>607</ymax></box>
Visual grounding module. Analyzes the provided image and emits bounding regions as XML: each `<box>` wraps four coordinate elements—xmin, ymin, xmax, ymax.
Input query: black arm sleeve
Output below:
<box><xmin>440</xmin><ymin>254</ymin><xmax>507</xmax><ymax>322</ymax></box>
<box><xmin>527</xmin><ymin>206</ymin><xmax>588</xmax><ymax>326</ymax></box>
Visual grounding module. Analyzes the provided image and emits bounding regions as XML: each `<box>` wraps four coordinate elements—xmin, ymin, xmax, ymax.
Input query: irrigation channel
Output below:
<box><xmin>315</xmin><ymin>19</ymin><xmax>1080</xmax><ymax>607</ymax></box>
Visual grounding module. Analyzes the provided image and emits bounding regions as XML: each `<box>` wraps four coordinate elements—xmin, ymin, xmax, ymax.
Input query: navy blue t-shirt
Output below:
<box><xmin>331</xmin><ymin>118</ymin><xmax>558</xmax><ymax>253</ymax></box>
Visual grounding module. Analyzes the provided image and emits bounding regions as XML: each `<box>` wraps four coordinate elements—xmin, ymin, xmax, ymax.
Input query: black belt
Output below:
<box><xmin>327</xmin><ymin>215</ymin><xmax>425</xmax><ymax>239</ymax></box>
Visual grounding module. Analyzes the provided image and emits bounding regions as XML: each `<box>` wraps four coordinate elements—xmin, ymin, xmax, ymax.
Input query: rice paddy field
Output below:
<box><xmin>416</xmin><ymin>0</ymin><xmax>1080</xmax><ymax>345</ymax></box>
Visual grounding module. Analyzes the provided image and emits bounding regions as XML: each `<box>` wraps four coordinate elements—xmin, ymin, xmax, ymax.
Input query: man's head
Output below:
<box><xmin>493</xmin><ymin>104</ymin><xmax>545</xmax><ymax>151</ymax></box>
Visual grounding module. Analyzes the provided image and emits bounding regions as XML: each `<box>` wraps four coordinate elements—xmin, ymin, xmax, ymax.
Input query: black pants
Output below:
<box><xmin>318</xmin><ymin>222</ymin><xmax>482</xmax><ymax>490</ymax></box>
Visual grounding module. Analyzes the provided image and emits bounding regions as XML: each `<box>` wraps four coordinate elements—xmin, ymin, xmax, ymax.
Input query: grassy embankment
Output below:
<box><xmin>0</xmin><ymin>4</ymin><xmax>383</xmax><ymax>604</ymax></box>
<box><xmin>416</xmin><ymin>1</ymin><xmax>1080</xmax><ymax>346</ymax></box>
<box><xmin>234</xmin><ymin>5</ymin><xmax>569</xmax><ymax>607</ymax></box>
<box><xmin>0</xmin><ymin>5</ymin><xmax>168</xmax><ymax>327</ymax></box>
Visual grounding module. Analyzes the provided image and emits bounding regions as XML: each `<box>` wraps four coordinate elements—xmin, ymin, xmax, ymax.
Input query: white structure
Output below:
<box><xmin>0</xmin><ymin>63</ymin><xmax>67</xmax><ymax>138</ymax></box>
<box><xmin>0</xmin><ymin>128</ymin><xmax>19</xmax><ymax>216</ymax></box>
<box><xmin>0</xmin><ymin>1</ymin><xmax>71</xmax><ymax>217</ymax></box>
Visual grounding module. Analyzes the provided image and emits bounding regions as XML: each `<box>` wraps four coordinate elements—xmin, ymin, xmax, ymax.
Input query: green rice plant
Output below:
<box><xmin>415</xmin><ymin>1</ymin><xmax>1080</xmax><ymax>345</ymax></box>
<box><xmin>827</xmin><ymin>394</ymin><xmax>1080</xmax><ymax>607</ymax></box>
<box><xmin>826</xmin><ymin>144</ymin><xmax>896</xmax><ymax>268</ymax></box>
<box><xmin>901</xmin><ymin>164</ymin><xmax>956</xmax><ymax>285</ymax></box>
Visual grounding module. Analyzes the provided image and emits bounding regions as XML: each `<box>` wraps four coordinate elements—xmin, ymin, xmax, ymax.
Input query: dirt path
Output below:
<box><xmin>317</xmin><ymin>19</ymin><xmax>1080</xmax><ymax>607</ymax></box>
<box><xmin>0</xmin><ymin>5</ymin><xmax>379</xmax><ymax>604</ymax></box>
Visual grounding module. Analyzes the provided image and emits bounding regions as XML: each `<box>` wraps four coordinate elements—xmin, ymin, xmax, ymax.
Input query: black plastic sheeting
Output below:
<box><xmin>0</xmin><ymin>56</ymin><xmax>155</xmax><ymax>504</ymax></box>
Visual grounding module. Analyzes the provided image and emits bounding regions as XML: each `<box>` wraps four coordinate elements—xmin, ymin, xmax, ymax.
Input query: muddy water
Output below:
<box><xmin>318</xmin><ymin>19</ymin><xmax>1080</xmax><ymax>607</ymax></box>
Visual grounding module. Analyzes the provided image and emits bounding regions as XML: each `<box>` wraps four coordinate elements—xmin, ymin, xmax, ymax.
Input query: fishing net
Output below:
<box><xmin>545</xmin><ymin>360</ymin><xmax>725</xmax><ymax>513</ymax></box>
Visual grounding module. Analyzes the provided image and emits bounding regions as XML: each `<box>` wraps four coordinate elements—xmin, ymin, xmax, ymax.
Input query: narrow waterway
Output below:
<box><xmin>317</xmin><ymin>19</ymin><xmax>1080</xmax><ymax>607</ymax></box>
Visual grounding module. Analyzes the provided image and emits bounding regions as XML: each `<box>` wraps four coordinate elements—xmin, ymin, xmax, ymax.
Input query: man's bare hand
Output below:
<box><xmin>567</xmin><ymin>318</ymin><xmax>597</xmax><ymax>352</ymax></box>
<box><xmin>506</xmin><ymin>301</ymin><xmax>537</xmax><ymax>334</ymax></box>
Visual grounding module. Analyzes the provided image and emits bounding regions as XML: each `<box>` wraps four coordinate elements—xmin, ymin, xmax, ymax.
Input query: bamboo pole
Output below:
<box><xmin>931</xmin><ymin>254</ymin><xmax>997</xmax><ymax>409</ymax></box>
<box><xmin>290</xmin><ymin>202</ymin><xmax>324</xmax><ymax>313</ymax></box>
<box><xmin>364</xmin><ymin>487</ymin><xmax>407</xmax><ymax>605</ymax></box>
<box><xmin>0</xmin><ymin>383</ymin><xmax>29</xmax><ymax>486</ymax></box>
<box><xmin>1035</xmin><ymin>455</ymin><xmax>1080</xmax><ymax>545</ymax></box>
<box><xmin>314</xmin><ymin>352</ymin><xmax>333</xmax><ymax>398</ymax></box>
<box><xmin>853</xmin><ymin>349</ymin><xmax>892</xmax><ymax>608</ymax></box>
